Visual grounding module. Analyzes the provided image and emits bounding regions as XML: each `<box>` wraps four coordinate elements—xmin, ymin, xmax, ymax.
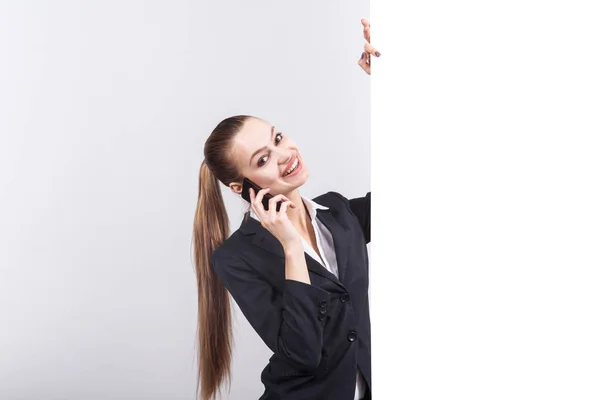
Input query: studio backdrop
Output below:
<box><xmin>0</xmin><ymin>1</ymin><xmax>370</xmax><ymax>399</ymax></box>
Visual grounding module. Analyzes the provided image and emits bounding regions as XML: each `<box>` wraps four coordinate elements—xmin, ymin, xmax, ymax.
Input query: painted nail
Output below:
<box><xmin>375</xmin><ymin>51</ymin><xmax>381</xmax><ymax>57</ymax></box>
<box><xmin>361</xmin><ymin>53</ymin><xmax>364</xmax><ymax>59</ymax></box>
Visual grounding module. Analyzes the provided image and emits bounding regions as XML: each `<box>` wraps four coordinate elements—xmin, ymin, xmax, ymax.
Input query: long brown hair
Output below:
<box><xmin>192</xmin><ymin>115</ymin><xmax>252</xmax><ymax>400</ymax></box>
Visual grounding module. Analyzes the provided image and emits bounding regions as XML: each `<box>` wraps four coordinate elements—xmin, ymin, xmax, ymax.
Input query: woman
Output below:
<box><xmin>193</xmin><ymin>19</ymin><xmax>379</xmax><ymax>400</ymax></box>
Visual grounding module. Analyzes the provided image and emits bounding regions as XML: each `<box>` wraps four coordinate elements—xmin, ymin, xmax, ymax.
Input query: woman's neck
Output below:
<box><xmin>286</xmin><ymin>190</ymin><xmax>311</xmax><ymax>234</ymax></box>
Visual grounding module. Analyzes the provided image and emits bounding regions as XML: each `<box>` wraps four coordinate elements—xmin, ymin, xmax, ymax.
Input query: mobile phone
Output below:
<box><xmin>241</xmin><ymin>178</ymin><xmax>283</xmax><ymax>212</ymax></box>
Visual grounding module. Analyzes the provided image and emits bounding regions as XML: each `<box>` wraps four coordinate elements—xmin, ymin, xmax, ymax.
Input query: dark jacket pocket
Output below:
<box><xmin>270</xmin><ymin>351</ymin><xmax>329</xmax><ymax>378</ymax></box>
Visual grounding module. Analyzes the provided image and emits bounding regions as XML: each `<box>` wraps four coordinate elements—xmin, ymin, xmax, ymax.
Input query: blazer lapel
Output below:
<box><xmin>240</xmin><ymin>209</ymin><xmax>350</xmax><ymax>287</ymax></box>
<box><xmin>314</xmin><ymin>210</ymin><xmax>351</xmax><ymax>284</ymax></box>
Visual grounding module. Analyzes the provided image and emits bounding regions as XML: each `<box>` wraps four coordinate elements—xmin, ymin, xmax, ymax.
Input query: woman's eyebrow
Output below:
<box><xmin>248</xmin><ymin>126</ymin><xmax>275</xmax><ymax>166</ymax></box>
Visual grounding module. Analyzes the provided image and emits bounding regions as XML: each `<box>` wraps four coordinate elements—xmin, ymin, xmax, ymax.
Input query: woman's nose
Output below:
<box><xmin>275</xmin><ymin>150</ymin><xmax>293</xmax><ymax>164</ymax></box>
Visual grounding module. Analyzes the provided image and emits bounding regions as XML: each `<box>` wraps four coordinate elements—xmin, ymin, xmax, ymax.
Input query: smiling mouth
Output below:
<box><xmin>282</xmin><ymin>157</ymin><xmax>300</xmax><ymax>177</ymax></box>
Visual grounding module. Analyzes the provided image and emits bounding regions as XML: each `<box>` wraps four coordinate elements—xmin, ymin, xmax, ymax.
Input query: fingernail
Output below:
<box><xmin>361</xmin><ymin>53</ymin><xmax>364</xmax><ymax>59</ymax></box>
<box><xmin>375</xmin><ymin>51</ymin><xmax>381</xmax><ymax>57</ymax></box>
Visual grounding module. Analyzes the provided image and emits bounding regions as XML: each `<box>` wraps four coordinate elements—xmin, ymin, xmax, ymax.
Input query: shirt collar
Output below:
<box><xmin>249</xmin><ymin>195</ymin><xmax>328</xmax><ymax>221</ymax></box>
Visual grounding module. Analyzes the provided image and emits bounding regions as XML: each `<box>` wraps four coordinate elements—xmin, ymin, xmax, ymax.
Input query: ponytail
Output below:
<box><xmin>193</xmin><ymin>159</ymin><xmax>233</xmax><ymax>400</ymax></box>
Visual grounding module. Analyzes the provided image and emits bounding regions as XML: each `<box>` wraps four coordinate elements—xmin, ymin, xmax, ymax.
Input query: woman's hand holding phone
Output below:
<box><xmin>249</xmin><ymin>187</ymin><xmax>302</xmax><ymax>249</ymax></box>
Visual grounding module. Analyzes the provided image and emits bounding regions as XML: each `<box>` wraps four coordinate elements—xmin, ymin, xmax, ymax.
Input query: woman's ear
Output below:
<box><xmin>229</xmin><ymin>182</ymin><xmax>243</xmax><ymax>195</ymax></box>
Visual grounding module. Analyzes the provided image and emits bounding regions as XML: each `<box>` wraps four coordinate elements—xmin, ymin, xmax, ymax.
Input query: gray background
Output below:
<box><xmin>0</xmin><ymin>1</ymin><xmax>370</xmax><ymax>399</ymax></box>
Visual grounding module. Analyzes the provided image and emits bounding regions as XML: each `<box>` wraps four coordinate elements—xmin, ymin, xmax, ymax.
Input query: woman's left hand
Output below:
<box><xmin>358</xmin><ymin>19</ymin><xmax>380</xmax><ymax>75</ymax></box>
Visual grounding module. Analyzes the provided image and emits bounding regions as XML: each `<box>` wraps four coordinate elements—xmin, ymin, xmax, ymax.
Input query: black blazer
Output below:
<box><xmin>211</xmin><ymin>191</ymin><xmax>371</xmax><ymax>400</ymax></box>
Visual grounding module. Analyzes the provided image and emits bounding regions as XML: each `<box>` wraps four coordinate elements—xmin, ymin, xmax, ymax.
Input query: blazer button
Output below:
<box><xmin>318</xmin><ymin>315</ymin><xmax>325</xmax><ymax>321</ymax></box>
<box><xmin>340</xmin><ymin>293</ymin><xmax>350</xmax><ymax>303</ymax></box>
<box><xmin>320</xmin><ymin>300</ymin><xmax>327</xmax><ymax>307</ymax></box>
<box><xmin>347</xmin><ymin>330</ymin><xmax>357</xmax><ymax>342</ymax></box>
<box><xmin>319</xmin><ymin>307</ymin><xmax>327</xmax><ymax>315</ymax></box>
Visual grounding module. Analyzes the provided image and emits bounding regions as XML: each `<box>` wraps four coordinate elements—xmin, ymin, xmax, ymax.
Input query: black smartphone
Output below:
<box><xmin>241</xmin><ymin>178</ymin><xmax>283</xmax><ymax>212</ymax></box>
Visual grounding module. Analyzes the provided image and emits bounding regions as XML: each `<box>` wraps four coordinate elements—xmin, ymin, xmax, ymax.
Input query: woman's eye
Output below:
<box><xmin>257</xmin><ymin>132</ymin><xmax>284</xmax><ymax>167</ymax></box>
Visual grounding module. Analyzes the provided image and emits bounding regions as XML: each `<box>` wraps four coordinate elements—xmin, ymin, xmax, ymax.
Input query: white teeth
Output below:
<box><xmin>283</xmin><ymin>158</ymin><xmax>299</xmax><ymax>176</ymax></box>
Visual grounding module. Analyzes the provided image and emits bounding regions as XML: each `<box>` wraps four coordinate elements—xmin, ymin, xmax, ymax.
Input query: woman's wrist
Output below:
<box><xmin>283</xmin><ymin>239</ymin><xmax>310</xmax><ymax>284</ymax></box>
<box><xmin>282</xmin><ymin>238</ymin><xmax>303</xmax><ymax>254</ymax></box>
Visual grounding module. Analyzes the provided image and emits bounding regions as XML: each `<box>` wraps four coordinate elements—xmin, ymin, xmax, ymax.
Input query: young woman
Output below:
<box><xmin>193</xmin><ymin>19</ymin><xmax>379</xmax><ymax>400</ymax></box>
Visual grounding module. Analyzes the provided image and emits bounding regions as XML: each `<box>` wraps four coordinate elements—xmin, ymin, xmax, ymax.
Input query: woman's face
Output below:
<box><xmin>228</xmin><ymin>117</ymin><xmax>309</xmax><ymax>196</ymax></box>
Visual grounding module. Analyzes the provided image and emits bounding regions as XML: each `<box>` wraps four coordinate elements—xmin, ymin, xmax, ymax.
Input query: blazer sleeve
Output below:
<box><xmin>348</xmin><ymin>192</ymin><xmax>371</xmax><ymax>244</ymax></box>
<box><xmin>211</xmin><ymin>250</ymin><xmax>330</xmax><ymax>372</ymax></box>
